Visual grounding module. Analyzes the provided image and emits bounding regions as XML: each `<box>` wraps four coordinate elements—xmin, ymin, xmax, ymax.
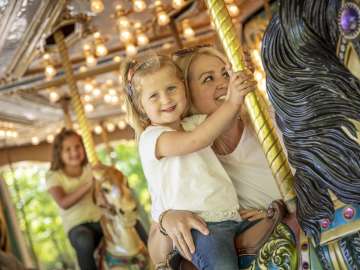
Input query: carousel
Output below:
<box><xmin>0</xmin><ymin>0</ymin><xmax>359</xmax><ymax>269</ymax></box>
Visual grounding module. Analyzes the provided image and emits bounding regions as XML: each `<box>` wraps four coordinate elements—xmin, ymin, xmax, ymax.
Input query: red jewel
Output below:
<box><xmin>320</xmin><ymin>219</ymin><xmax>330</xmax><ymax>229</ymax></box>
<box><xmin>344</xmin><ymin>207</ymin><xmax>355</xmax><ymax>219</ymax></box>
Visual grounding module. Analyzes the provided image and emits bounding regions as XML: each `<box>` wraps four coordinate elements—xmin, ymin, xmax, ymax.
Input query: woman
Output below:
<box><xmin>148</xmin><ymin>45</ymin><xmax>284</xmax><ymax>264</ymax></box>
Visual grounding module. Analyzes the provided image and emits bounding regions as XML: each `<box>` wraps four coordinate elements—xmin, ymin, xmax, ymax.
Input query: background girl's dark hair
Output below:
<box><xmin>50</xmin><ymin>128</ymin><xmax>88</xmax><ymax>171</ymax></box>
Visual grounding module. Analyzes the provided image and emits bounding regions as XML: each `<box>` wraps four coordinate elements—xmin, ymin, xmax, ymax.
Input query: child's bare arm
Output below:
<box><xmin>156</xmin><ymin>100</ymin><xmax>239</xmax><ymax>158</ymax></box>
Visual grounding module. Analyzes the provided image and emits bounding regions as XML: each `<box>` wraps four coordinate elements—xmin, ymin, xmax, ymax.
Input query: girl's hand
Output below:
<box><xmin>239</xmin><ymin>208</ymin><xmax>267</xmax><ymax>221</ymax></box>
<box><xmin>226</xmin><ymin>70</ymin><xmax>257</xmax><ymax>107</ymax></box>
<box><xmin>162</xmin><ymin>210</ymin><xmax>209</xmax><ymax>261</ymax></box>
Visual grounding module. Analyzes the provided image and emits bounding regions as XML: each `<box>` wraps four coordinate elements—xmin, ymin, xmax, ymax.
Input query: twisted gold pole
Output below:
<box><xmin>205</xmin><ymin>0</ymin><xmax>296</xmax><ymax>210</ymax></box>
<box><xmin>54</xmin><ymin>31</ymin><xmax>99</xmax><ymax>166</ymax></box>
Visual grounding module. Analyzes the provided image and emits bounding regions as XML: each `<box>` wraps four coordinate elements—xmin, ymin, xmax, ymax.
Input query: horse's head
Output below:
<box><xmin>93</xmin><ymin>165</ymin><xmax>138</xmax><ymax>227</ymax></box>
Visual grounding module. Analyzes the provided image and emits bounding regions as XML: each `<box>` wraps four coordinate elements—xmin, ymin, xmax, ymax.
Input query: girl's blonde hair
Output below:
<box><xmin>50</xmin><ymin>128</ymin><xmax>88</xmax><ymax>171</ymax></box>
<box><xmin>120</xmin><ymin>53</ymin><xmax>186</xmax><ymax>140</ymax></box>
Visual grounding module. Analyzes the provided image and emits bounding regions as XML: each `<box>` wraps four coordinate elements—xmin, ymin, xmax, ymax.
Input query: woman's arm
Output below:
<box><xmin>48</xmin><ymin>180</ymin><xmax>92</xmax><ymax>210</ymax></box>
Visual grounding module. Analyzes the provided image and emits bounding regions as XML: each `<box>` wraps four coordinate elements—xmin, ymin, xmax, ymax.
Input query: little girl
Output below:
<box><xmin>121</xmin><ymin>54</ymin><xmax>255</xmax><ymax>270</ymax></box>
<box><xmin>46</xmin><ymin>129</ymin><xmax>102</xmax><ymax>270</ymax></box>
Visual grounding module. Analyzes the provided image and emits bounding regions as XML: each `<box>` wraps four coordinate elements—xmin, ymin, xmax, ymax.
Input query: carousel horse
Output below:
<box><xmin>262</xmin><ymin>0</ymin><xmax>360</xmax><ymax>268</ymax></box>
<box><xmin>92</xmin><ymin>165</ymin><xmax>151</xmax><ymax>270</ymax></box>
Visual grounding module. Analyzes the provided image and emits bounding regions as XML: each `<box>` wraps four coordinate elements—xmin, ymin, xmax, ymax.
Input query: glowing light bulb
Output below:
<box><xmin>118</xmin><ymin>120</ymin><xmax>127</xmax><ymax>130</ymax></box>
<box><xmin>227</xmin><ymin>4</ymin><xmax>239</xmax><ymax>17</ymax></box>
<box><xmin>96</xmin><ymin>44</ymin><xmax>108</xmax><ymax>57</ymax></box>
<box><xmin>49</xmin><ymin>91</ymin><xmax>59</xmax><ymax>103</ymax></box>
<box><xmin>182</xmin><ymin>19</ymin><xmax>195</xmax><ymax>40</ymax></box>
<box><xmin>31</xmin><ymin>137</ymin><xmax>40</xmax><ymax>145</ymax></box>
<box><xmin>45</xmin><ymin>65</ymin><xmax>56</xmax><ymax>79</ymax></box>
<box><xmin>137</xmin><ymin>33</ymin><xmax>149</xmax><ymax>46</ymax></box>
<box><xmin>106</xmin><ymin>122</ymin><xmax>116</xmax><ymax>132</ymax></box>
<box><xmin>133</xmin><ymin>0</ymin><xmax>146</xmax><ymax>12</ymax></box>
<box><xmin>86</xmin><ymin>55</ymin><xmax>97</xmax><ymax>67</ymax></box>
<box><xmin>85</xmin><ymin>103</ymin><xmax>94</xmax><ymax>112</ymax></box>
<box><xmin>172</xmin><ymin>0</ymin><xmax>185</xmax><ymax>9</ymax></box>
<box><xmin>104</xmin><ymin>94</ymin><xmax>112</xmax><ymax>103</ymax></box>
<box><xmin>94</xmin><ymin>125</ymin><xmax>103</xmax><ymax>134</ymax></box>
<box><xmin>120</xmin><ymin>29</ymin><xmax>133</xmax><ymax>43</ymax></box>
<box><xmin>113</xmin><ymin>56</ymin><xmax>122</xmax><ymax>62</ymax></box>
<box><xmin>46</xmin><ymin>134</ymin><xmax>54</xmax><ymax>143</ymax></box>
<box><xmin>126</xmin><ymin>43</ymin><xmax>138</xmax><ymax>56</ymax></box>
<box><xmin>117</xmin><ymin>16</ymin><xmax>130</xmax><ymax>28</ymax></box>
<box><xmin>91</xmin><ymin>0</ymin><xmax>104</xmax><ymax>14</ymax></box>
<box><xmin>157</xmin><ymin>11</ymin><xmax>170</xmax><ymax>26</ymax></box>
<box><xmin>93</xmin><ymin>88</ymin><xmax>101</xmax><ymax>97</ymax></box>
<box><xmin>109</xmin><ymin>88</ymin><xmax>117</xmax><ymax>96</ymax></box>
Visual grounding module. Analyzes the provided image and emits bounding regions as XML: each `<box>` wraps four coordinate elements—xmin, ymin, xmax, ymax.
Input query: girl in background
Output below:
<box><xmin>47</xmin><ymin>129</ymin><xmax>102</xmax><ymax>270</ymax></box>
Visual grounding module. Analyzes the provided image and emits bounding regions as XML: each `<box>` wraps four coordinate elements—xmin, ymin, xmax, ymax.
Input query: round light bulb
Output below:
<box><xmin>227</xmin><ymin>4</ymin><xmax>239</xmax><ymax>17</ymax></box>
<box><xmin>113</xmin><ymin>56</ymin><xmax>122</xmax><ymax>62</ymax></box>
<box><xmin>93</xmin><ymin>88</ymin><xmax>101</xmax><ymax>97</ymax></box>
<box><xmin>109</xmin><ymin>88</ymin><xmax>117</xmax><ymax>96</ymax></box>
<box><xmin>111</xmin><ymin>95</ymin><xmax>119</xmax><ymax>104</ymax></box>
<box><xmin>172</xmin><ymin>0</ymin><xmax>185</xmax><ymax>9</ymax></box>
<box><xmin>45</xmin><ymin>65</ymin><xmax>56</xmax><ymax>78</ymax></box>
<box><xmin>104</xmin><ymin>94</ymin><xmax>112</xmax><ymax>103</ymax></box>
<box><xmin>126</xmin><ymin>44</ymin><xmax>138</xmax><ymax>56</ymax></box>
<box><xmin>46</xmin><ymin>134</ymin><xmax>54</xmax><ymax>143</ymax></box>
<box><xmin>94</xmin><ymin>125</ymin><xmax>103</xmax><ymax>134</ymax></box>
<box><xmin>157</xmin><ymin>11</ymin><xmax>170</xmax><ymax>26</ymax></box>
<box><xmin>91</xmin><ymin>0</ymin><xmax>104</xmax><ymax>13</ymax></box>
<box><xmin>85</xmin><ymin>103</ymin><xmax>94</xmax><ymax>112</ymax></box>
<box><xmin>49</xmin><ymin>91</ymin><xmax>59</xmax><ymax>103</ymax></box>
<box><xmin>31</xmin><ymin>137</ymin><xmax>40</xmax><ymax>145</ymax></box>
<box><xmin>184</xmin><ymin>26</ymin><xmax>195</xmax><ymax>39</ymax></box>
<box><xmin>96</xmin><ymin>44</ymin><xmax>108</xmax><ymax>57</ymax></box>
<box><xmin>106</xmin><ymin>122</ymin><xmax>116</xmax><ymax>132</ymax></box>
<box><xmin>86</xmin><ymin>55</ymin><xmax>97</xmax><ymax>67</ymax></box>
<box><xmin>118</xmin><ymin>120</ymin><xmax>127</xmax><ymax>130</ymax></box>
<box><xmin>117</xmin><ymin>16</ymin><xmax>130</xmax><ymax>28</ymax></box>
<box><xmin>120</xmin><ymin>29</ymin><xmax>133</xmax><ymax>43</ymax></box>
<box><xmin>83</xmin><ymin>95</ymin><xmax>92</xmax><ymax>102</ymax></box>
<box><xmin>137</xmin><ymin>33</ymin><xmax>149</xmax><ymax>46</ymax></box>
<box><xmin>133</xmin><ymin>0</ymin><xmax>146</xmax><ymax>12</ymax></box>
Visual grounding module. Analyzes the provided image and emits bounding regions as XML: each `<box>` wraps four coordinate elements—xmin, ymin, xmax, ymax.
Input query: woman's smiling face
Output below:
<box><xmin>188</xmin><ymin>53</ymin><xmax>230</xmax><ymax>115</ymax></box>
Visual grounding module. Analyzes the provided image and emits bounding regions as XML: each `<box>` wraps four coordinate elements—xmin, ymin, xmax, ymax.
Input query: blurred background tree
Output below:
<box><xmin>1</xmin><ymin>140</ymin><xmax>150</xmax><ymax>270</ymax></box>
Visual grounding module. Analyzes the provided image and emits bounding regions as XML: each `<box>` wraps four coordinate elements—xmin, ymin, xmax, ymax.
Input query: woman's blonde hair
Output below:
<box><xmin>173</xmin><ymin>45</ymin><xmax>250</xmax><ymax>121</ymax></box>
<box><xmin>120</xmin><ymin>53</ymin><xmax>185</xmax><ymax>140</ymax></box>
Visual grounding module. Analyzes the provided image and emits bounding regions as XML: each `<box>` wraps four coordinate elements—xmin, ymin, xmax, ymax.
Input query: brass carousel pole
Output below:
<box><xmin>53</xmin><ymin>30</ymin><xmax>99</xmax><ymax>166</ymax></box>
<box><xmin>204</xmin><ymin>0</ymin><xmax>296</xmax><ymax>210</ymax></box>
<box><xmin>59</xmin><ymin>96</ymin><xmax>73</xmax><ymax>130</ymax></box>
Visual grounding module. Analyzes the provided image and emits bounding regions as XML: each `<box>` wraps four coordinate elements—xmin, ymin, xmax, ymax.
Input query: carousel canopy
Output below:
<box><xmin>0</xmin><ymin>0</ymin><xmax>269</xmax><ymax>151</ymax></box>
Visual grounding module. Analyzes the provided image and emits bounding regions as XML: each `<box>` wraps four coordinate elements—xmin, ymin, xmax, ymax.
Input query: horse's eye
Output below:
<box><xmin>101</xmin><ymin>187</ymin><xmax>110</xmax><ymax>193</ymax></box>
<box><xmin>119</xmin><ymin>209</ymin><xmax>125</xmax><ymax>215</ymax></box>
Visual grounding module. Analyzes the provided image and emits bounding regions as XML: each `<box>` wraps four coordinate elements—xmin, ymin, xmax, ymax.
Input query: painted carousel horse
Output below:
<box><xmin>262</xmin><ymin>0</ymin><xmax>360</xmax><ymax>268</ymax></box>
<box><xmin>93</xmin><ymin>165</ymin><xmax>152</xmax><ymax>270</ymax></box>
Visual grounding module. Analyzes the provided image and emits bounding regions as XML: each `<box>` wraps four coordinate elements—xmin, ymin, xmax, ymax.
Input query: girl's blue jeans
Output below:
<box><xmin>191</xmin><ymin>220</ymin><xmax>254</xmax><ymax>270</ymax></box>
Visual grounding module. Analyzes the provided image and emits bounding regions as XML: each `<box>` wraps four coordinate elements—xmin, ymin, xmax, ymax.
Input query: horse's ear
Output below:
<box><xmin>92</xmin><ymin>163</ymin><xmax>108</xmax><ymax>181</ymax></box>
<box><xmin>92</xmin><ymin>176</ymin><xmax>108</xmax><ymax>208</ymax></box>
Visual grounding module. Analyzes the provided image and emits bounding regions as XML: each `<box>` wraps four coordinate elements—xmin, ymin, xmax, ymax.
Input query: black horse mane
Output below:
<box><xmin>262</xmin><ymin>0</ymin><xmax>360</xmax><ymax>242</ymax></box>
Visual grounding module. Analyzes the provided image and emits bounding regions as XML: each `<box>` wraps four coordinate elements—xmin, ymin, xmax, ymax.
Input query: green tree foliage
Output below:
<box><xmin>1</xmin><ymin>140</ymin><xmax>150</xmax><ymax>270</ymax></box>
